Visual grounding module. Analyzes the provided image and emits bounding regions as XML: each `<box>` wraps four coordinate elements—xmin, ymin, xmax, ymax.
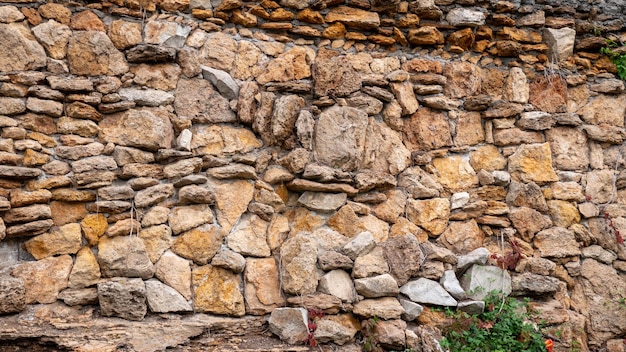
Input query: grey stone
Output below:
<box><xmin>58</xmin><ymin>288</ymin><xmax>98</xmax><ymax>306</ymax></box>
<box><xmin>399</xmin><ymin>297</ymin><xmax>423</xmax><ymax>321</ymax></box>
<box><xmin>581</xmin><ymin>245</ymin><xmax>617</xmax><ymax>265</ymax></box>
<box><xmin>135</xmin><ymin>184</ymin><xmax>174</xmax><ymax>208</ymax></box>
<box><xmin>511</xmin><ymin>272</ymin><xmax>561</xmax><ymax>296</ymax></box>
<box><xmin>0</xmin><ymin>276</ymin><xmax>25</xmax><ymax>314</ymax></box>
<box><xmin>457</xmin><ymin>300</ymin><xmax>485</xmax><ymax>315</ymax></box>
<box><xmin>97</xmin><ymin>236</ymin><xmax>155</xmax><ymax>279</ymax></box>
<box><xmin>210</xmin><ymin>246</ymin><xmax>246</xmax><ymax>273</ymax></box>
<box><xmin>446</xmin><ymin>8</ymin><xmax>485</xmax><ymax>27</ymax></box>
<box><xmin>201</xmin><ymin>65</ymin><xmax>239</xmax><ymax>100</ymax></box>
<box><xmin>297</xmin><ymin>192</ymin><xmax>347</xmax><ymax>212</ymax></box>
<box><xmin>318</xmin><ymin>269</ymin><xmax>357</xmax><ymax>303</ymax></box>
<box><xmin>354</xmin><ymin>274</ymin><xmax>399</xmax><ymax>298</ymax></box>
<box><xmin>145</xmin><ymin>279</ymin><xmax>192</xmax><ymax>313</ymax></box>
<box><xmin>400</xmin><ymin>278</ymin><xmax>458</xmax><ymax>306</ymax></box>
<box><xmin>440</xmin><ymin>270</ymin><xmax>467</xmax><ymax>300</ymax></box>
<box><xmin>268</xmin><ymin>308</ymin><xmax>309</xmax><ymax>345</ymax></box>
<box><xmin>118</xmin><ymin>88</ymin><xmax>174</xmax><ymax>107</ymax></box>
<box><xmin>97</xmin><ymin>277</ymin><xmax>147</xmax><ymax>321</ymax></box>
<box><xmin>342</xmin><ymin>231</ymin><xmax>376</xmax><ymax>260</ymax></box>
<box><xmin>460</xmin><ymin>264</ymin><xmax>511</xmax><ymax>300</ymax></box>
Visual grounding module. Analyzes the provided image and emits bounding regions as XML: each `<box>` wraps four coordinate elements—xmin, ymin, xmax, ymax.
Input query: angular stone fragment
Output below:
<box><xmin>68</xmin><ymin>246</ymin><xmax>100</xmax><ymax>289</ymax></box>
<box><xmin>226</xmin><ymin>214</ymin><xmax>270</xmax><ymax>257</ymax></box>
<box><xmin>280</xmin><ymin>233</ymin><xmax>319</xmax><ymax>295</ymax></box>
<box><xmin>172</xmin><ymin>224</ymin><xmax>224</xmax><ymax>266</ymax></box>
<box><xmin>0</xmin><ymin>23</ymin><xmax>47</xmax><ymax>72</ymax></box>
<box><xmin>98</xmin><ymin>277</ymin><xmax>147</xmax><ymax>321</ymax></box>
<box><xmin>313</xmin><ymin>106</ymin><xmax>368</xmax><ymax>172</ymax></box>
<box><xmin>168</xmin><ymin>204</ymin><xmax>214</xmax><ymax>236</ymax></box>
<box><xmin>446</xmin><ymin>8</ymin><xmax>485</xmax><ymax>27</ymax></box>
<box><xmin>314</xmin><ymin>314</ymin><xmax>360</xmax><ymax>346</ymax></box>
<box><xmin>380</xmin><ymin>234</ymin><xmax>422</xmax><ymax>286</ymax></box>
<box><xmin>403</xmin><ymin>108</ymin><xmax>451</xmax><ymax>151</ymax></box>
<box><xmin>406</xmin><ymin>198</ymin><xmax>450</xmax><ymax>236</ymax></box>
<box><xmin>318</xmin><ymin>269</ymin><xmax>357</xmax><ymax>303</ymax></box>
<box><xmin>0</xmin><ymin>276</ymin><xmax>25</xmax><ymax>314</ymax></box>
<box><xmin>98</xmin><ymin>236</ymin><xmax>155</xmax><ymax>279</ymax></box>
<box><xmin>67</xmin><ymin>30</ymin><xmax>128</xmax><ymax>76</ymax></box>
<box><xmin>145</xmin><ymin>279</ymin><xmax>192</xmax><ymax>313</ymax></box>
<box><xmin>11</xmin><ymin>255</ymin><xmax>73</xmax><ymax>304</ymax></box>
<box><xmin>99</xmin><ymin>108</ymin><xmax>174</xmax><ymax>151</ymax></box>
<box><xmin>460</xmin><ymin>264</ymin><xmax>511</xmax><ymax>300</ymax></box>
<box><xmin>24</xmin><ymin>222</ymin><xmax>82</xmax><ymax>260</ymax></box>
<box><xmin>508</xmin><ymin>143</ymin><xmax>558</xmax><ymax>184</ymax></box>
<box><xmin>193</xmin><ymin>265</ymin><xmax>245</xmax><ymax>316</ymax></box>
<box><xmin>135</xmin><ymin>184</ymin><xmax>174</xmax><ymax>208</ymax></box>
<box><xmin>214</xmin><ymin>180</ymin><xmax>254</xmax><ymax>232</ymax></box>
<box><xmin>244</xmin><ymin>257</ymin><xmax>283</xmax><ymax>315</ymax></box>
<box><xmin>174</xmin><ymin>78</ymin><xmax>235</xmax><ymax>124</ymax></box>
<box><xmin>32</xmin><ymin>20</ymin><xmax>71</xmax><ymax>59</ymax></box>
<box><xmin>352</xmin><ymin>297</ymin><xmax>404</xmax><ymax>320</ymax></box>
<box><xmin>354</xmin><ymin>274</ymin><xmax>399</xmax><ymax>298</ymax></box>
<box><xmin>534</xmin><ymin>227</ymin><xmax>581</xmax><ymax>258</ymax></box>
<box><xmin>511</xmin><ymin>272</ymin><xmax>560</xmax><ymax>296</ymax></box>
<box><xmin>269</xmin><ymin>308</ymin><xmax>309</xmax><ymax>345</ymax></box>
<box><xmin>400</xmin><ymin>278</ymin><xmax>457</xmax><ymax>306</ymax></box>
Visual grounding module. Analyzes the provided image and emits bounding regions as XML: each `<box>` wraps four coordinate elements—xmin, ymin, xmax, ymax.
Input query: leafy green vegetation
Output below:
<box><xmin>600</xmin><ymin>40</ymin><xmax>626</xmax><ymax>81</ymax></box>
<box><xmin>439</xmin><ymin>291</ymin><xmax>547</xmax><ymax>352</ymax></box>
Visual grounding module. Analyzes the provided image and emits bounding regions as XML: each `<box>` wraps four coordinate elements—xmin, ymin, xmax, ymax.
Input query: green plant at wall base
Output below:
<box><xmin>600</xmin><ymin>40</ymin><xmax>626</xmax><ymax>80</ymax></box>
<box><xmin>439</xmin><ymin>291</ymin><xmax>547</xmax><ymax>352</ymax></box>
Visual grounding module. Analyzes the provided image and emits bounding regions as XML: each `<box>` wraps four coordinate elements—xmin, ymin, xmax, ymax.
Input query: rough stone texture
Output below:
<box><xmin>280</xmin><ymin>233</ymin><xmax>319</xmax><ymax>295</ymax></box>
<box><xmin>534</xmin><ymin>227</ymin><xmax>581</xmax><ymax>258</ymax></box>
<box><xmin>97</xmin><ymin>278</ymin><xmax>147</xmax><ymax>321</ymax></box>
<box><xmin>0</xmin><ymin>276</ymin><xmax>26</xmax><ymax>314</ymax></box>
<box><xmin>193</xmin><ymin>265</ymin><xmax>245</xmax><ymax>316</ymax></box>
<box><xmin>352</xmin><ymin>297</ymin><xmax>405</xmax><ymax>320</ymax></box>
<box><xmin>314</xmin><ymin>106</ymin><xmax>368</xmax><ymax>172</ymax></box>
<box><xmin>268</xmin><ymin>308</ymin><xmax>308</xmax><ymax>345</ymax></box>
<box><xmin>171</xmin><ymin>224</ymin><xmax>225</xmax><ymax>265</ymax></box>
<box><xmin>460</xmin><ymin>265</ymin><xmax>512</xmax><ymax>300</ymax></box>
<box><xmin>24</xmin><ymin>222</ymin><xmax>82</xmax><ymax>259</ymax></box>
<box><xmin>508</xmin><ymin>143</ymin><xmax>559</xmax><ymax>184</ymax></box>
<box><xmin>227</xmin><ymin>214</ymin><xmax>270</xmax><ymax>257</ymax></box>
<box><xmin>314</xmin><ymin>314</ymin><xmax>360</xmax><ymax>345</ymax></box>
<box><xmin>99</xmin><ymin>108</ymin><xmax>174</xmax><ymax>151</ymax></box>
<box><xmin>0</xmin><ymin>23</ymin><xmax>47</xmax><ymax>72</ymax></box>
<box><xmin>97</xmin><ymin>236</ymin><xmax>155</xmax><ymax>279</ymax></box>
<box><xmin>244</xmin><ymin>258</ymin><xmax>284</xmax><ymax>315</ymax></box>
<box><xmin>11</xmin><ymin>255</ymin><xmax>73</xmax><ymax>304</ymax></box>
<box><xmin>400</xmin><ymin>278</ymin><xmax>457</xmax><ymax>306</ymax></box>
<box><xmin>573</xmin><ymin>259</ymin><xmax>626</xmax><ymax>347</ymax></box>
<box><xmin>406</xmin><ymin>198</ymin><xmax>450</xmax><ymax>236</ymax></box>
<box><xmin>144</xmin><ymin>279</ymin><xmax>192</xmax><ymax>313</ymax></box>
<box><xmin>68</xmin><ymin>246</ymin><xmax>101</xmax><ymax>289</ymax></box>
<box><xmin>67</xmin><ymin>30</ymin><xmax>128</xmax><ymax>76</ymax></box>
<box><xmin>380</xmin><ymin>234</ymin><xmax>422</xmax><ymax>286</ymax></box>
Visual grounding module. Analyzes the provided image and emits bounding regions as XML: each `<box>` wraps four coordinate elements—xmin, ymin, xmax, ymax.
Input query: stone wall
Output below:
<box><xmin>0</xmin><ymin>0</ymin><xmax>625</xmax><ymax>351</ymax></box>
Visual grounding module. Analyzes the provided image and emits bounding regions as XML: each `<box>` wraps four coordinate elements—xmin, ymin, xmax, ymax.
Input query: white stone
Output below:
<box><xmin>440</xmin><ymin>270</ymin><xmax>467</xmax><ymax>300</ymax></box>
<box><xmin>400</xmin><ymin>278</ymin><xmax>458</xmax><ymax>307</ymax></box>
<box><xmin>446</xmin><ymin>8</ymin><xmax>485</xmax><ymax>27</ymax></box>
<box><xmin>543</xmin><ymin>27</ymin><xmax>576</xmax><ymax>62</ymax></box>
<box><xmin>460</xmin><ymin>264</ymin><xmax>511</xmax><ymax>300</ymax></box>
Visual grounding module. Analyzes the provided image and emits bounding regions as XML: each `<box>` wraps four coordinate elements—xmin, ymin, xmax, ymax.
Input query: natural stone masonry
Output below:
<box><xmin>0</xmin><ymin>0</ymin><xmax>624</xmax><ymax>351</ymax></box>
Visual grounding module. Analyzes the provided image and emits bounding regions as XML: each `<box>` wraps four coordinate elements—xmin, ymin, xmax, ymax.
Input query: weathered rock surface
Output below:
<box><xmin>98</xmin><ymin>277</ymin><xmax>147</xmax><ymax>321</ymax></box>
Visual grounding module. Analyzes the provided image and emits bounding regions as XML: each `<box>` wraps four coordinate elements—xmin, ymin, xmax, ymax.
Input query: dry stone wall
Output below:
<box><xmin>0</xmin><ymin>0</ymin><xmax>625</xmax><ymax>351</ymax></box>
